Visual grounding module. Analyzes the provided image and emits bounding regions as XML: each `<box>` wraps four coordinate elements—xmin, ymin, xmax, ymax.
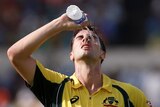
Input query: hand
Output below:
<box><xmin>58</xmin><ymin>13</ymin><xmax>90</xmax><ymax>31</ymax></box>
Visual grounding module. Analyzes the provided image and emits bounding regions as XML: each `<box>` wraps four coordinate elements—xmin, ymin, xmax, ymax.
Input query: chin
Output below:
<box><xmin>75</xmin><ymin>50</ymin><xmax>94</xmax><ymax>58</ymax></box>
<box><xmin>81</xmin><ymin>53</ymin><xmax>94</xmax><ymax>59</ymax></box>
<box><xmin>82</xmin><ymin>51</ymin><xmax>92</xmax><ymax>56</ymax></box>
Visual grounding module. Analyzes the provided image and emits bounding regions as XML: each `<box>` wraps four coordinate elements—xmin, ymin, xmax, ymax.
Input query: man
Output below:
<box><xmin>7</xmin><ymin>13</ymin><xmax>150</xmax><ymax>107</ymax></box>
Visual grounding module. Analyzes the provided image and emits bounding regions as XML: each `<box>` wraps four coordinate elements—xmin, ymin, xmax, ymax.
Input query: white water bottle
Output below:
<box><xmin>66</xmin><ymin>5</ymin><xmax>87</xmax><ymax>24</ymax></box>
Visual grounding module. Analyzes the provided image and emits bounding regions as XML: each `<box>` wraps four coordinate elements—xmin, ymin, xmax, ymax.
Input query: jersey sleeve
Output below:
<box><xmin>25</xmin><ymin>60</ymin><xmax>67</xmax><ymax>106</ymax></box>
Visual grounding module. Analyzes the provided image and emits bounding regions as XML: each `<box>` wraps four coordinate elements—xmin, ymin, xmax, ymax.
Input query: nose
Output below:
<box><xmin>82</xmin><ymin>35</ymin><xmax>91</xmax><ymax>42</ymax></box>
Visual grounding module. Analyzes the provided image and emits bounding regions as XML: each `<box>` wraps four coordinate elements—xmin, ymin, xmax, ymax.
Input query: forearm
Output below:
<box><xmin>7</xmin><ymin>13</ymin><xmax>88</xmax><ymax>84</ymax></box>
<box><xmin>8</xmin><ymin>17</ymin><xmax>64</xmax><ymax>59</ymax></box>
<box><xmin>7</xmin><ymin>16</ymin><xmax>66</xmax><ymax>84</ymax></box>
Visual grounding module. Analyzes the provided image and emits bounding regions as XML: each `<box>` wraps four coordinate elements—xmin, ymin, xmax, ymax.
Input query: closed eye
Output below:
<box><xmin>93</xmin><ymin>35</ymin><xmax>98</xmax><ymax>40</ymax></box>
<box><xmin>75</xmin><ymin>35</ymin><xmax>83</xmax><ymax>40</ymax></box>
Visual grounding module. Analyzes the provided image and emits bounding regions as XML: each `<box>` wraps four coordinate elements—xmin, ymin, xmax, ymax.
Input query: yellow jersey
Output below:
<box><xmin>26</xmin><ymin>60</ymin><xmax>150</xmax><ymax>107</ymax></box>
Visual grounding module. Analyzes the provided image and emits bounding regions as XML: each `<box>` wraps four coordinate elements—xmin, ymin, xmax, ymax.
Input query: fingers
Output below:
<box><xmin>80</xmin><ymin>20</ymin><xmax>90</xmax><ymax>28</ymax></box>
<box><xmin>60</xmin><ymin>13</ymin><xmax>90</xmax><ymax>31</ymax></box>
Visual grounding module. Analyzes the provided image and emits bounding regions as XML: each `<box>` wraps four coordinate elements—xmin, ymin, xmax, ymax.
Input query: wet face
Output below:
<box><xmin>70</xmin><ymin>29</ymin><xmax>105</xmax><ymax>63</ymax></box>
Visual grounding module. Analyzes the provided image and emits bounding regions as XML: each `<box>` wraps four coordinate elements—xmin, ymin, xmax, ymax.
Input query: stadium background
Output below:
<box><xmin>0</xmin><ymin>0</ymin><xmax>160</xmax><ymax>106</ymax></box>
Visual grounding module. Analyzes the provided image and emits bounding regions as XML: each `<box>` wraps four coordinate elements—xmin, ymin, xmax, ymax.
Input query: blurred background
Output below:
<box><xmin>0</xmin><ymin>0</ymin><xmax>160</xmax><ymax>106</ymax></box>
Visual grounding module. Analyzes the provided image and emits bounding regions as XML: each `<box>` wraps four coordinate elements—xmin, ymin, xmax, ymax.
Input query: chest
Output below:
<box><xmin>62</xmin><ymin>86</ymin><xmax>124</xmax><ymax>107</ymax></box>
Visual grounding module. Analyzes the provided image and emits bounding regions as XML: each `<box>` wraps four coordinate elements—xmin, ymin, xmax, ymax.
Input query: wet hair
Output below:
<box><xmin>70</xmin><ymin>25</ymin><xmax>106</xmax><ymax>63</ymax></box>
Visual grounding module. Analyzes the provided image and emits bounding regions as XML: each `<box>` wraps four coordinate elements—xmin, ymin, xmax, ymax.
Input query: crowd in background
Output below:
<box><xmin>1</xmin><ymin>0</ymin><xmax>160</xmax><ymax>47</ymax></box>
<box><xmin>0</xmin><ymin>0</ymin><xmax>160</xmax><ymax>106</ymax></box>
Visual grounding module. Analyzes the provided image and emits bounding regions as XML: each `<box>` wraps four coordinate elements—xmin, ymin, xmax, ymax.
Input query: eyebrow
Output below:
<box><xmin>75</xmin><ymin>34</ymin><xmax>83</xmax><ymax>38</ymax></box>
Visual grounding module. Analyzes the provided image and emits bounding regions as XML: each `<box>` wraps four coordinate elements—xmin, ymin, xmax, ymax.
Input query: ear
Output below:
<box><xmin>70</xmin><ymin>52</ymin><xmax>74</xmax><ymax>61</ymax></box>
<box><xmin>100</xmin><ymin>51</ymin><xmax>106</xmax><ymax>61</ymax></box>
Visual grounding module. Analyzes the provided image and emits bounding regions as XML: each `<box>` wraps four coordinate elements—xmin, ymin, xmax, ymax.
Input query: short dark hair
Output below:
<box><xmin>70</xmin><ymin>25</ymin><xmax>106</xmax><ymax>63</ymax></box>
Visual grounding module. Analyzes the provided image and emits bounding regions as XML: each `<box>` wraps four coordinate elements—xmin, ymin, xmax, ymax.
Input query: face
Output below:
<box><xmin>70</xmin><ymin>29</ymin><xmax>105</xmax><ymax>63</ymax></box>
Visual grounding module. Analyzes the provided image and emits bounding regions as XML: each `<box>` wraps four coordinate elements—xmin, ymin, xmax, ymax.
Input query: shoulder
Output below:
<box><xmin>112</xmin><ymin>79</ymin><xmax>148</xmax><ymax>107</ymax></box>
<box><xmin>112</xmin><ymin>79</ymin><xmax>141</xmax><ymax>94</ymax></box>
<box><xmin>36</xmin><ymin>60</ymin><xmax>68</xmax><ymax>83</ymax></box>
<box><xmin>112</xmin><ymin>79</ymin><xmax>145</xmax><ymax>96</ymax></box>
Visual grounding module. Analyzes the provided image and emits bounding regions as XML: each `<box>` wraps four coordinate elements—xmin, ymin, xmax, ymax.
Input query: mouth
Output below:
<box><xmin>81</xmin><ymin>44</ymin><xmax>91</xmax><ymax>50</ymax></box>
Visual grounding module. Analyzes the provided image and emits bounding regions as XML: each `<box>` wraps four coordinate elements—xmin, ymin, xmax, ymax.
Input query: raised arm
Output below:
<box><xmin>7</xmin><ymin>13</ymin><xmax>89</xmax><ymax>85</ymax></box>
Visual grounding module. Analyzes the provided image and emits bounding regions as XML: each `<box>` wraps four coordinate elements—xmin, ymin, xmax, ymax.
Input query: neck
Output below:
<box><xmin>74</xmin><ymin>60</ymin><xmax>103</xmax><ymax>95</ymax></box>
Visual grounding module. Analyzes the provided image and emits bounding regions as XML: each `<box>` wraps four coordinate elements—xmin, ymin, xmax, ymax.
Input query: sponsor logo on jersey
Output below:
<box><xmin>102</xmin><ymin>97</ymin><xmax>119</xmax><ymax>107</ymax></box>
